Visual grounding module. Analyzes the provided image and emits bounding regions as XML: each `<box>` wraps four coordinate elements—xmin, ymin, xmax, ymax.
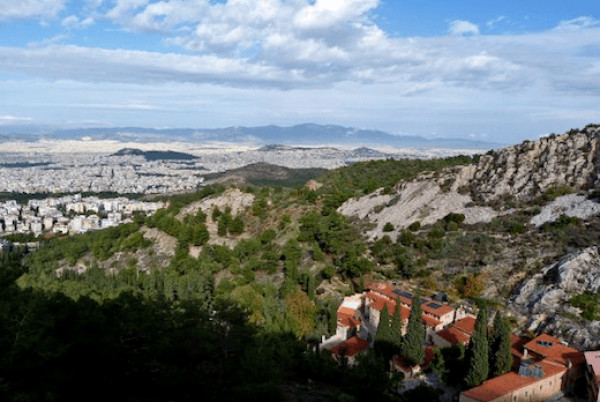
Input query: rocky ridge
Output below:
<box><xmin>339</xmin><ymin>125</ymin><xmax>600</xmax><ymax>240</ymax></box>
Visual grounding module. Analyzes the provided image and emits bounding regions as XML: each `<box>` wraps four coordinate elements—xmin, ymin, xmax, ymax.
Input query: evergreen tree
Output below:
<box><xmin>430</xmin><ymin>347</ymin><xmax>445</xmax><ymax>376</ymax></box>
<box><xmin>229</xmin><ymin>215</ymin><xmax>245</xmax><ymax>235</ymax></box>
<box><xmin>402</xmin><ymin>297</ymin><xmax>425</xmax><ymax>366</ymax></box>
<box><xmin>375</xmin><ymin>303</ymin><xmax>391</xmax><ymax>345</ymax></box>
<box><xmin>490</xmin><ymin>311</ymin><xmax>512</xmax><ymax>376</ymax></box>
<box><xmin>307</xmin><ymin>274</ymin><xmax>315</xmax><ymax>300</ymax></box>
<box><xmin>390</xmin><ymin>298</ymin><xmax>403</xmax><ymax>350</ymax></box>
<box><xmin>465</xmin><ymin>308</ymin><xmax>489</xmax><ymax>387</ymax></box>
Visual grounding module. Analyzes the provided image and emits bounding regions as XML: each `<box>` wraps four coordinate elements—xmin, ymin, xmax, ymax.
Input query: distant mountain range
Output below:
<box><xmin>0</xmin><ymin>123</ymin><xmax>501</xmax><ymax>150</ymax></box>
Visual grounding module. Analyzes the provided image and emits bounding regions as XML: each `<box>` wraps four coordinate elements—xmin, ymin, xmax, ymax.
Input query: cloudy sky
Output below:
<box><xmin>0</xmin><ymin>0</ymin><xmax>599</xmax><ymax>144</ymax></box>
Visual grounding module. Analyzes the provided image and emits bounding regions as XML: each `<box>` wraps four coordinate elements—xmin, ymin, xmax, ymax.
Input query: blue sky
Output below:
<box><xmin>0</xmin><ymin>0</ymin><xmax>599</xmax><ymax>144</ymax></box>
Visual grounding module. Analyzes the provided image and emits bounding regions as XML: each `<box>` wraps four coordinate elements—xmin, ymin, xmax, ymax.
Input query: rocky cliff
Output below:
<box><xmin>510</xmin><ymin>247</ymin><xmax>600</xmax><ymax>348</ymax></box>
<box><xmin>339</xmin><ymin>125</ymin><xmax>600</xmax><ymax>240</ymax></box>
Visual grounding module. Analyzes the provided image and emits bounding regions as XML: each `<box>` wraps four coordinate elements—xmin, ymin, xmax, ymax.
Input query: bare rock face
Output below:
<box><xmin>177</xmin><ymin>188</ymin><xmax>255</xmax><ymax>220</ymax></box>
<box><xmin>470</xmin><ymin>127</ymin><xmax>600</xmax><ymax>202</ymax></box>
<box><xmin>530</xmin><ymin>194</ymin><xmax>600</xmax><ymax>227</ymax></box>
<box><xmin>510</xmin><ymin>247</ymin><xmax>600</xmax><ymax>349</ymax></box>
<box><xmin>339</xmin><ymin>126</ymin><xmax>600</xmax><ymax>236</ymax></box>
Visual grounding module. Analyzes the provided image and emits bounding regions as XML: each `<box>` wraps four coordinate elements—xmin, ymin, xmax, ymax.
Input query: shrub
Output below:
<box><xmin>408</xmin><ymin>221</ymin><xmax>421</xmax><ymax>232</ymax></box>
<box><xmin>383</xmin><ymin>222</ymin><xmax>394</xmax><ymax>232</ymax></box>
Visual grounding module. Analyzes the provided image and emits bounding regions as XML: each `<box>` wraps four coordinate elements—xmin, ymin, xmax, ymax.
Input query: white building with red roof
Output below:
<box><xmin>460</xmin><ymin>333</ymin><xmax>585</xmax><ymax>402</ymax></box>
<box><xmin>432</xmin><ymin>315</ymin><xmax>476</xmax><ymax>348</ymax></box>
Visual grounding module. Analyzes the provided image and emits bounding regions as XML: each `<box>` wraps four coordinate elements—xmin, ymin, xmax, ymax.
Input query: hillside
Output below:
<box><xmin>204</xmin><ymin>162</ymin><xmax>327</xmax><ymax>187</ymax></box>
<box><xmin>2</xmin><ymin>124</ymin><xmax>600</xmax><ymax>400</ymax></box>
<box><xmin>338</xmin><ymin>124</ymin><xmax>600</xmax><ymax>347</ymax></box>
<box><xmin>112</xmin><ymin>148</ymin><xmax>199</xmax><ymax>161</ymax></box>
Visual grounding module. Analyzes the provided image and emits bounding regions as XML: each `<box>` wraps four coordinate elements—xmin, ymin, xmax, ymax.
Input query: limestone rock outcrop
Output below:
<box><xmin>510</xmin><ymin>247</ymin><xmax>600</xmax><ymax>349</ymax></box>
<box><xmin>339</xmin><ymin>125</ymin><xmax>600</xmax><ymax>239</ymax></box>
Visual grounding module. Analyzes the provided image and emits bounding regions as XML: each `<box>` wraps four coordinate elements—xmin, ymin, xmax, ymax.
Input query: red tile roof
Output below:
<box><xmin>367</xmin><ymin>290</ymin><xmax>440</xmax><ymax>328</ymax></box>
<box><xmin>338</xmin><ymin>306</ymin><xmax>357</xmax><ymax>316</ymax></box>
<box><xmin>366</xmin><ymin>282</ymin><xmax>401</xmax><ymax>300</ymax></box>
<box><xmin>422</xmin><ymin>301</ymin><xmax>454</xmax><ymax>317</ymax></box>
<box><xmin>510</xmin><ymin>334</ymin><xmax>529</xmax><ymax>360</ymax></box>
<box><xmin>366</xmin><ymin>292</ymin><xmax>407</xmax><ymax>318</ymax></box>
<box><xmin>461</xmin><ymin>359</ymin><xmax>567</xmax><ymax>401</ymax></box>
<box><xmin>422</xmin><ymin>314</ymin><xmax>442</xmax><ymax>328</ymax></box>
<box><xmin>366</xmin><ymin>282</ymin><xmax>415</xmax><ymax>306</ymax></box>
<box><xmin>524</xmin><ymin>334</ymin><xmax>585</xmax><ymax>366</ymax></box>
<box><xmin>436</xmin><ymin>327</ymin><xmax>471</xmax><ymax>345</ymax></box>
<box><xmin>337</xmin><ymin>306</ymin><xmax>361</xmax><ymax>328</ymax></box>
<box><xmin>331</xmin><ymin>336</ymin><xmax>369</xmax><ymax>357</ymax></box>
<box><xmin>451</xmin><ymin>316</ymin><xmax>476</xmax><ymax>335</ymax></box>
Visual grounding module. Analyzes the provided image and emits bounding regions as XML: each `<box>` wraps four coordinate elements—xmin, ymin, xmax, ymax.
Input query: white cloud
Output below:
<box><xmin>449</xmin><ymin>20</ymin><xmax>479</xmax><ymax>36</ymax></box>
<box><xmin>61</xmin><ymin>15</ymin><xmax>95</xmax><ymax>29</ymax></box>
<box><xmin>0</xmin><ymin>114</ymin><xmax>33</xmax><ymax>125</ymax></box>
<box><xmin>0</xmin><ymin>0</ymin><xmax>66</xmax><ymax>20</ymax></box>
<box><xmin>555</xmin><ymin>16</ymin><xmax>600</xmax><ymax>31</ymax></box>
<box><xmin>486</xmin><ymin>16</ymin><xmax>505</xmax><ymax>29</ymax></box>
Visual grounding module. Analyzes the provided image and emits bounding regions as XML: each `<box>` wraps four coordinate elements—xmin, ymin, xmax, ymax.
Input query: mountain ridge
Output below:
<box><xmin>0</xmin><ymin>123</ymin><xmax>502</xmax><ymax>150</ymax></box>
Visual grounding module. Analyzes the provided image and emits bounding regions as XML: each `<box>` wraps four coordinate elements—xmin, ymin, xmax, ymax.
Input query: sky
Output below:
<box><xmin>0</xmin><ymin>0</ymin><xmax>599</xmax><ymax>144</ymax></box>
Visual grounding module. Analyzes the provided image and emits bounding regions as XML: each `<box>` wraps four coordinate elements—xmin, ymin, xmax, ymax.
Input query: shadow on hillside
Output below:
<box><xmin>0</xmin><ymin>258</ymin><xmax>397</xmax><ymax>402</ymax></box>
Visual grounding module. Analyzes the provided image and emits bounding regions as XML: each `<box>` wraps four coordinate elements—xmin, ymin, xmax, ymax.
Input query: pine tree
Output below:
<box><xmin>465</xmin><ymin>308</ymin><xmax>489</xmax><ymax>387</ymax></box>
<box><xmin>229</xmin><ymin>215</ymin><xmax>245</xmax><ymax>235</ymax></box>
<box><xmin>375</xmin><ymin>303</ymin><xmax>391</xmax><ymax>345</ymax></box>
<box><xmin>401</xmin><ymin>297</ymin><xmax>425</xmax><ymax>366</ymax></box>
<box><xmin>390</xmin><ymin>298</ymin><xmax>403</xmax><ymax>350</ymax></box>
<box><xmin>490</xmin><ymin>311</ymin><xmax>512</xmax><ymax>376</ymax></box>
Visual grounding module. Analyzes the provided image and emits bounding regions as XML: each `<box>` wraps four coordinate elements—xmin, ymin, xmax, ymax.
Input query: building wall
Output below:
<box><xmin>432</xmin><ymin>332</ymin><xmax>453</xmax><ymax>349</ymax></box>
<box><xmin>459</xmin><ymin>371</ymin><xmax>565</xmax><ymax>402</ymax></box>
<box><xmin>585</xmin><ymin>366</ymin><xmax>600</xmax><ymax>402</ymax></box>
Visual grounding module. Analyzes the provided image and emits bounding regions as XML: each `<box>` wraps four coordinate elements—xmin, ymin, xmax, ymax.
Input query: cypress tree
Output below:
<box><xmin>465</xmin><ymin>308</ymin><xmax>489</xmax><ymax>387</ymax></box>
<box><xmin>390</xmin><ymin>298</ymin><xmax>404</xmax><ymax>350</ymax></box>
<box><xmin>430</xmin><ymin>347</ymin><xmax>445</xmax><ymax>376</ymax></box>
<box><xmin>490</xmin><ymin>311</ymin><xmax>512</xmax><ymax>376</ymax></box>
<box><xmin>307</xmin><ymin>274</ymin><xmax>315</xmax><ymax>300</ymax></box>
<box><xmin>375</xmin><ymin>303</ymin><xmax>391</xmax><ymax>345</ymax></box>
<box><xmin>401</xmin><ymin>297</ymin><xmax>425</xmax><ymax>366</ymax></box>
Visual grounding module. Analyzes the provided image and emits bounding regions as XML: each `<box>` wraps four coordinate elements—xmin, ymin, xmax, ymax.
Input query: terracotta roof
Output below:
<box><xmin>451</xmin><ymin>316</ymin><xmax>476</xmax><ymax>335</ymax></box>
<box><xmin>436</xmin><ymin>327</ymin><xmax>471</xmax><ymax>345</ymax></box>
<box><xmin>366</xmin><ymin>292</ymin><xmax>409</xmax><ymax>318</ymax></box>
<box><xmin>337</xmin><ymin>306</ymin><xmax>361</xmax><ymax>328</ymax></box>
<box><xmin>461</xmin><ymin>359</ymin><xmax>567</xmax><ymax>401</ymax></box>
<box><xmin>422</xmin><ymin>301</ymin><xmax>454</xmax><ymax>317</ymax></box>
<box><xmin>422</xmin><ymin>314</ymin><xmax>442</xmax><ymax>328</ymax></box>
<box><xmin>366</xmin><ymin>282</ymin><xmax>400</xmax><ymax>300</ymax></box>
<box><xmin>331</xmin><ymin>336</ymin><xmax>369</xmax><ymax>357</ymax></box>
<box><xmin>366</xmin><ymin>282</ymin><xmax>414</xmax><ymax>306</ymax></box>
<box><xmin>367</xmin><ymin>291</ymin><xmax>439</xmax><ymax>327</ymax></box>
<box><xmin>510</xmin><ymin>334</ymin><xmax>529</xmax><ymax>359</ymax></box>
<box><xmin>338</xmin><ymin>306</ymin><xmax>357</xmax><ymax>317</ymax></box>
<box><xmin>524</xmin><ymin>334</ymin><xmax>585</xmax><ymax>366</ymax></box>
